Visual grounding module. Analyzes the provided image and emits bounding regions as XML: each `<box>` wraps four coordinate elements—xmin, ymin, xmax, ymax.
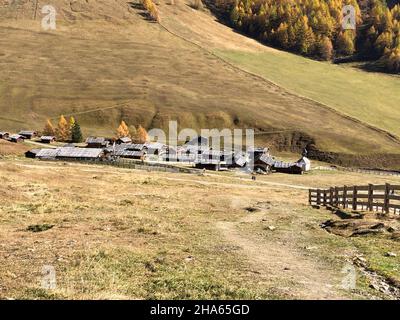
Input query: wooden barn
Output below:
<box><xmin>113</xmin><ymin>149</ymin><xmax>146</xmax><ymax>160</ymax></box>
<box><xmin>56</xmin><ymin>147</ymin><xmax>105</xmax><ymax>160</ymax></box>
<box><xmin>86</xmin><ymin>137</ymin><xmax>109</xmax><ymax>148</ymax></box>
<box><xmin>9</xmin><ymin>134</ymin><xmax>25</xmax><ymax>143</ymax></box>
<box><xmin>184</xmin><ymin>135</ymin><xmax>209</xmax><ymax>147</ymax></box>
<box><xmin>0</xmin><ymin>132</ymin><xmax>10</xmax><ymax>139</ymax></box>
<box><xmin>116</xmin><ymin>137</ymin><xmax>132</xmax><ymax>144</ymax></box>
<box><xmin>34</xmin><ymin>147</ymin><xmax>105</xmax><ymax>160</ymax></box>
<box><xmin>144</xmin><ymin>142</ymin><xmax>167</xmax><ymax>156</ymax></box>
<box><xmin>194</xmin><ymin>159</ymin><xmax>225</xmax><ymax>171</ymax></box>
<box><xmin>194</xmin><ymin>150</ymin><xmax>232</xmax><ymax>171</ymax></box>
<box><xmin>40</xmin><ymin>136</ymin><xmax>56</xmax><ymax>144</ymax></box>
<box><xmin>34</xmin><ymin>148</ymin><xmax>59</xmax><ymax>159</ymax></box>
<box><xmin>18</xmin><ymin>131</ymin><xmax>37</xmax><ymax>139</ymax></box>
<box><xmin>25</xmin><ymin>149</ymin><xmax>41</xmax><ymax>159</ymax></box>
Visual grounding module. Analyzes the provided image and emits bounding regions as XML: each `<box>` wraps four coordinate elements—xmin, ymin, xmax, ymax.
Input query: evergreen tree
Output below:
<box><xmin>71</xmin><ymin>121</ymin><xmax>83</xmax><ymax>143</ymax></box>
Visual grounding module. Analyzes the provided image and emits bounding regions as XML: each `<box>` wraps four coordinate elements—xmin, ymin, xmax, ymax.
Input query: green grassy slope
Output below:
<box><xmin>216</xmin><ymin>49</ymin><xmax>400</xmax><ymax>137</ymax></box>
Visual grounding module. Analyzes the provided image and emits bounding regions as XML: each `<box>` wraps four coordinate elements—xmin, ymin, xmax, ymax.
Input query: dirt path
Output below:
<box><xmin>216</xmin><ymin>210</ymin><xmax>347</xmax><ymax>299</ymax></box>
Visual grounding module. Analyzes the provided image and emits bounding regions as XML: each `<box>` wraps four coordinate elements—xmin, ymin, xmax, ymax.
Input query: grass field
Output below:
<box><xmin>0</xmin><ymin>0</ymin><xmax>400</xmax><ymax>161</ymax></box>
<box><xmin>215</xmin><ymin>49</ymin><xmax>400</xmax><ymax>137</ymax></box>
<box><xmin>1</xmin><ymin>156</ymin><xmax>400</xmax><ymax>299</ymax></box>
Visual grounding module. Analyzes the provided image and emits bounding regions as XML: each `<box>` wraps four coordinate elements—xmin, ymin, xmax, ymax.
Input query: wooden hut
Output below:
<box><xmin>85</xmin><ymin>137</ymin><xmax>109</xmax><ymax>148</ymax></box>
<box><xmin>0</xmin><ymin>132</ymin><xmax>10</xmax><ymax>139</ymax></box>
<box><xmin>18</xmin><ymin>131</ymin><xmax>37</xmax><ymax>139</ymax></box>
<box><xmin>116</xmin><ymin>137</ymin><xmax>132</xmax><ymax>144</ymax></box>
<box><xmin>113</xmin><ymin>149</ymin><xmax>146</xmax><ymax>160</ymax></box>
<box><xmin>25</xmin><ymin>149</ymin><xmax>40</xmax><ymax>159</ymax></box>
<box><xmin>40</xmin><ymin>136</ymin><xmax>56</xmax><ymax>144</ymax></box>
<box><xmin>9</xmin><ymin>134</ymin><xmax>25</xmax><ymax>143</ymax></box>
<box><xmin>34</xmin><ymin>147</ymin><xmax>105</xmax><ymax>160</ymax></box>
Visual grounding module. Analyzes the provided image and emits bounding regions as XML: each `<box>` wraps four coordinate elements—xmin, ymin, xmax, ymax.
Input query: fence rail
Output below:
<box><xmin>39</xmin><ymin>157</ymin><xmax>200</xmax><ymax>174</ymax></box>
<box><xmin>309</xmin><ymin>183</ymin><xmax>400</xmax><ymax>214</ymax></box>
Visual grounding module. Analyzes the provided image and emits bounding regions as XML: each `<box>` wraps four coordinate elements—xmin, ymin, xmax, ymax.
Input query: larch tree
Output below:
<box><xmin>42</xmin><ymin>119</ymin><xmax>56</xmax><ymax>136</ymax></box>
<box><xmin>57</xmin><ymin>115</ymin><xmax>70</xmax><ymax>142</ymax></box>
<box><xmin>117</xmin><ymin>120</ymin><xmax>130</xmax><ymax>138</ymax></box>
<box><xmin>336</xmin><ymin>31</ymin><xmax>355</xmax><ymax>56</ymax></box>
<box><xmin>69</xmin><ymin>116</ymin><xmax>76</xmax><ymax>141</ymax></box>
<box><xmin>317</xmin><ymin>36</ymin><xmax>333</xmax><ymax>60</ymax></box>
<box><xmin>136</xmin><ymin>125</ymin><xmax>149</xmax><ymax>144</ymax></box>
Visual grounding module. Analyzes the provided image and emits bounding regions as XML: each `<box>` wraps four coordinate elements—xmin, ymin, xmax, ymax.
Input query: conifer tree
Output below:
<box><xmin>117</xmin><ymin>120</ymin><xmax>130</xmax><ymax>138</ymax></box>
<box><xmin>136</xmin><ymin>125</ymin><xmax>149</xmax><ymax>144</ymax></box>
<box><xmin>43</xmin><ymin>119</ymin><xmax>56</xmax><ymax>136</ymax></box>
<box><xmin>71</xmin><ymin>121</ymin><xmax>83</xmax><ymax>143</ymax></box>
<box><xmin>57</xmin><ymin>115</ymin><xmax>70</xmax><ymax>142</ymax></box>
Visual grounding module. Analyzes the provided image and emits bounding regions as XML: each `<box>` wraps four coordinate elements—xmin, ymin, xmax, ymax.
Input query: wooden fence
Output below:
<box><xmin>40</xmin><ymin>157</ymin><xmax>200</xmax><ymax>174</ymax></box>
<box><xmin>309</xmin><ymin>184</ymin><xmax>400</xmax><ymax>214</ymax></box>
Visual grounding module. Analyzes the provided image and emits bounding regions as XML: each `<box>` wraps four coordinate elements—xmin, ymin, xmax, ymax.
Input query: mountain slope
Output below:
<box><xmin>0</xmin><ymin>0</ymin><xmax>400</xmax><ymax>167</ymax></box>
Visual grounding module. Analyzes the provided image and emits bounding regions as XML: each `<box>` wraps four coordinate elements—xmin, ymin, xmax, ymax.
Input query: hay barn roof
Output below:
<box><xmin>57</xmin><ymin>147</ymin><xmax>103</xmax><ymax>158</ymax></box>
<box><xmin>10</xmin><ymin>134</ymin><xmax>25</xmax><ymax>140</ymax></box>
<box><xmin>86</xmin><ymin>137</ymin><xmax>107</xmax><ymax>144</ymax></box>
<box><xmin>19</xmin><ymin>130</ymin><xmax>36</xmax><ymax>134</ymax></box>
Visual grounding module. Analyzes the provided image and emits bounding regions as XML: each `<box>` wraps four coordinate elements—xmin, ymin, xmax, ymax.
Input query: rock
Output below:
<box><xmin>369</xmin><ymin>283</ymin><xmax>380</xmax><ymax>291</ymax></box>
<box><xmin>245</xmin><ymin>207</ymin><xmax>260</xmax><ymax>213</ymax></box>
<box><xmin>305</xmin><ymin>246</ymin><xmax>318</xmax><ymax>250</ymax></box>
<box><xmin>185</xmin><ymin>255</ymin><xmax>195</xmax><ymax>262</ymax></box>
<box><xmin>267</xmin><ymin>226</ymin><xmax>276</xmax><ymax>231</ymax></box>
<box><xmin>385</xmin><ymin>252</ymin><xmax>397</xmax><ymax>257</ymax></box>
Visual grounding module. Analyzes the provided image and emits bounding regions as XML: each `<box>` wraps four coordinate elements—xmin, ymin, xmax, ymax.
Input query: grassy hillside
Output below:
<box><xmin>0</xmin><ymin>0</ymin><xmax>400</xmax><ymax>165</ymax></box>
<box><xmin>215</xmin><ymin>50</ymin><xmax>400</xmax><ymax>137</ymax></box>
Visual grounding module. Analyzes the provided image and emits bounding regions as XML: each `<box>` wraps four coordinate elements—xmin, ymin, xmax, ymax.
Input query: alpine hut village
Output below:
<box><xmin>1</xmin><ymin>116</ymin><xmax>311</xmax><ymax>174</ymax></box>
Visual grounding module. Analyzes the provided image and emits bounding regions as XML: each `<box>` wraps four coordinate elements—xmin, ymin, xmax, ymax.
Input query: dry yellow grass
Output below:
<box><xmin>1</xmin><ymin>158</ymin><xmax>400</xmax><ymax>299</ymax></box>
<box><xmin>0</xmin><ymin>140</ymin><xmax>30</xmax><ymax>157</ymax></box>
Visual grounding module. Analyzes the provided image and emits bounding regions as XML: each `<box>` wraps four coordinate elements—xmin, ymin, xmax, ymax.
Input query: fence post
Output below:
<box><xmin>384</xmin><ymin>183</ymin><xmax>390</xmax><ymax>214</ymax></box>
<box><xmin>343</xmin><ymin>185</ymin><xmax>348</xmax><ymax>209</ymax></box>
<box><xmin>352</xmin><ymin>186</ymin><xmax>357</xmax><ymax>210</ymax></box>
<box><xmin>368</xmin><ymin>184</ymin><xmax>373</xmax><ymax>211</ymax></box>
<box><xmin>309</xmin><ymin>190</ymin><xmax>311</xmax><ymax>205</ymax></box>
<box><xmin>330</xmin><ymin>187</ymin><xmax>333</xmax><ymax>206</ymax></box>
<box><xmin>316</xmin><ymin>189</ymin><xmax>321</xmax><ymax>205</ymax></box>
<box><xmin>323</xmin><ymin>190</ymin><xmax>327</xmax><ymax>206</ymax></box>
<box><xmin>334</xmin><ymin>187</ymin><xmax>338</xmax><ymax>207</ymax></box>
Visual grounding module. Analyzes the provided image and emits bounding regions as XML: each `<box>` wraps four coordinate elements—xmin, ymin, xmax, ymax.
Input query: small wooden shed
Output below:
<box><xmin>40</xmin><ymin>136</ymin><xmax>56</xmax><ymax>144</ymax></box>
<box><xmin>18</xmin><ymin>131</ymin><xmax>38</xmax><ymax>139</ymax></box>
<box><xmin>0</xmin><ymin>132</ymin><xmax>10</xmax><ymax>139</ymax></box>
<box><xmin>85</xmin><ymin>137</ymin><xmax>109</xmax><ymax>148</ymax></box>
<box><xmin>9</xmin><ymin>134</ymin><xmax>25</xmax><ymax>143</ymax></box>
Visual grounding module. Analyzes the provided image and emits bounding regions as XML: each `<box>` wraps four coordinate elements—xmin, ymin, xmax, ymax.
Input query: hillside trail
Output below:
<box><xmin>216</xmin><ymin>209</ymin><xmax>348</xmax><ymax>299</ymax></box>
